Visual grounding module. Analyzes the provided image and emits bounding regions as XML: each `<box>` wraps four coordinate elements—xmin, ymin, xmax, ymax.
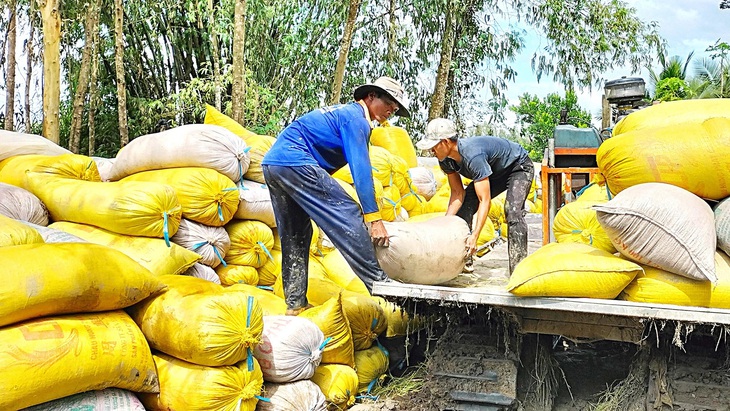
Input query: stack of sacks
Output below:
<box><xmin>598</xmin><ymin>99</ymin><xmax>730</xmax><ymax>200</ymax></box>
<box><xmin>129</xmin><ymin>275</ymin><xmax>265</xmax><ymax>410</ymax></box>
<box><xmin>0</xmin><ymin>242</ymin><xmax>163</xmax><ymax>409</ymax></box>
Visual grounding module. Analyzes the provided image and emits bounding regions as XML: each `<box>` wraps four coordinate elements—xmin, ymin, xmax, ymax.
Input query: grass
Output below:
<box><xmin>367</xmin><ymin>364</ymin><xmax>427</xmax><ymax>401</ymax></box>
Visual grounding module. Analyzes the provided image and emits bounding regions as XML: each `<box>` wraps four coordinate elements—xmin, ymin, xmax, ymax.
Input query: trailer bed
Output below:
<box><xmin>372</xmin><ymin>215</ymin><xmax>730</xmax><ymax>343</ymax></box>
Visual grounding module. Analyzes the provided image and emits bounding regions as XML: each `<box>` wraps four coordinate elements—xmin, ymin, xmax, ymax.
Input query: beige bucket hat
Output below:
<box><xmin>353</xmin><ymin>76</ymin><xmax>410</xmax><ymax>117</ymax></box>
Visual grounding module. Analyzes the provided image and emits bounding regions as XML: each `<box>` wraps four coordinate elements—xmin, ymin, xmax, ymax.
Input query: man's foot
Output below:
<box><xmin>285</xmin><ymin>304</ymin><xmax>314</xmax><ymax>316</ymax></box>
<box><xmin>463</xmin><ymin>256</ymin><xmax>474</xmax><ymax>273</ymax></box>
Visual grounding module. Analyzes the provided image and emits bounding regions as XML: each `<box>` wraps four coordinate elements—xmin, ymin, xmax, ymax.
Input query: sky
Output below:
<box><xmin>499</xmin><ymin>0</ymin><xmax>729</xmax><ymax>127</ymax></box>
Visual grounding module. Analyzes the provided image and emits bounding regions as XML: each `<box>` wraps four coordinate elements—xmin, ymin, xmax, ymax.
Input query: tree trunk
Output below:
<box><xmin>69</xmin><ymin>0</ymin><xmax>100</xmax><ymax>153</ymax></box>
<box><xmin>209</xmin><ymin>0</ymin><xmax>221</xmax><ymax>111</ymax></box>
<box><xmin>230</xmin><ymin>0</ymin><xmax>247</xmax><ymax>124</ymax></box>
<box><xmin>88</xmin><ymin>10</ymin><xmax>100</xmax><ymax>157</ymax></box>
<box><xmin>330</xmin><ymin>0</ymin><xmax>362</xmax><ymax>105</ymax></box>
<box><xmin>37</xmin><ymin>0</ymin><xmax>61</xmax><ymax>143</ymax></box>
<box><xmin>429</xmin><ymin>3</ymin><xmax>457</xmax><ymax>121</ymax></box>
<box><xmin>24</xmin><ymin>13</ymin><xmax>34</xmax><ymax>132</ymax></box>
<box><xmin>387</xmin><ymin>0</ymin><xmax>396</xmax><ymax>70</ymax></box>
<box><xmin>114</xmin><ymin>0</ymin><xmax>129</xmax><ymax>146</ymax></box>
<box><xmin>5</xmin><ymin>0</ymin><xmax>17</xmax><ymax>131</ymax></box>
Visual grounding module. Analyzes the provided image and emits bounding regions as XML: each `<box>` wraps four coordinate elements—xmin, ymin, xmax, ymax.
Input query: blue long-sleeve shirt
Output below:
<box><xmin>262</xmin><ymin>102</ymin><xmax>382</xmax><ymax>222</ymax></box>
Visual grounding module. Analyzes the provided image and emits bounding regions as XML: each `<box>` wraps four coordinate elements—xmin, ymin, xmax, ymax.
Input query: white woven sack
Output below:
<box><xmin>253</xmin><ymin>316</ymin><xmax>325</xmax><ymax>383</ymax></box>
<box><xmin>23</xmin><ymin>388</ymin><xmax>145</xmax><ymax>411</ymax></box>
<box><xmin>408</xmin><ymin>167</ymin><xmax>437</xmax><ymax>200</ymax></box>
<box><xmin>235</xmin><ymin>179</ymin><xmax>276</xmax><ymax>227</ymax></box>
<box><xmin>21</xmin><ymin>222</ymin><xmax>87</xmax><ymax>243</ymax></box>
<box><xmin>258</xmin><ymin>380</ymin><xmax>327</xmax><ymax>411</ymax></box>
<box><xmin>376</xmin><ymin>215</ymin><xmax>470</xmax><ymax>285</ymax></box>
<box><xmin>593</xmin><ymin>182</ymin><xmax>717</xmax><ymax>282</ymax></box>
<box><xmin>0</xmin><ymin>182</ymin><xmax>48</xmax><ymax>225</ymax></box>
<box><xmin>171</xmin><ymin>218</ymin><xmax>230</xmax><ymax>268</ymax></box>
<box><xmin>183</xmin><ymin>262</ymin><xmax>221</xmax><ymax>284</ymax></box>
<box><xmin>108</xmin><ymin>124</ymin><xmax>250</xmax><ymax>182</ymax></box>
<box><xmin>0</xmin><ymin>130</ymin><xmax>71</xmax><ymax>161</ymax></box>
<box><xmin>715</xmin><ymin>197</ymin><xmax>730</xmax><ymax>257</ymax></box>
<box><xmin>91</xmin><ymin>156</ymin><xmax>115</xmax><ymax>182</ymax></box>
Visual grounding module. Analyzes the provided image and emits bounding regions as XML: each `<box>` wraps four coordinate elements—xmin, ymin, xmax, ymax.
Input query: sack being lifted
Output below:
<box><xmin>376</xmin><ymin>215</ymin><xmax>470</xmax><ymax>285</ymax></box>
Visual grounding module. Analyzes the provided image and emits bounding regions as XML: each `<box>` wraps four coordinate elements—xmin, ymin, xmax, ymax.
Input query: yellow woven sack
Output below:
<box><xmin>489</xmin><ymin>194</ymin><xmax>506</xmax><ymax>227</ymax></box>
<box><xmin>227</xmin><ymin>283</ymin><xmax>288</xmax><ymax>316</ymax></box>
<box><xmin>401</xmin><ymin>192</ymin><xmax>426</xmax><ymax>216</ymax></box>
<box><xmin>217</xmin><ymin>264</ymin><xmax>259</xmax><ymax>286</ymax></box>
<box><xmin>257</xmin><ymin>249</ymin><xmax>281</xmax><ymax>286</ymax></box>
<box><xmin>0</xmin><ymin>214</ymin><xmax>44</xmax><ymax>246</ymax></box>
<box><xmin>50</xmin><ymin>221</ymin><xmax>200</xmax><ymax>276</ymax></box>
<box><xmin>204</xmin><ymin>104</ymin><xmax>257</xmax><ymax>137</ymax></box>
<box><xmin>0</xmin><ymin>311</ymin><xmax>158</xmax><ymax>409</ymax></box>
<box><xmin>273</xmin><ymin>276</ymin><xmax>387</xmax><ymax>350</ymax></box>
<box><xmin>507</xmin><ymin>242</ymin><xmax>642</xmax><ymax>298</ymax></box>
<box><xmin>380</xmin><ymin>185</ymin><xmax>402</xmax><ymax>222</ymax></box>
<box><xmin>0</xmin><ymin>153</ymin><xmax>101</xmax><ymax>188</ymax></box>
<box><xmin>244</xmin><ymin>134</ymin><xmax>276</xmax><ymax>184</ymax></box>
<box><xmin>425</xmin><ymin>182</ymin><xmax>450</xmax><ymax>214</ymax></box>
<box><xmin>1</xmin><ymin>243</ymin><xmax>163</xmax><ymax>327</ymax></box>
<box><xmin>332</xmin><ymin>145</ymin><xmax>394</xmax><ymax>188</ymax></box>
<box><xmin>374</xmin><ymin>297</ymin><xmax>419</xmax><ymax>337</ymax></box>
<box><xmin>225</xmin><ymin>219</ymin><xmax>275</xmax><ymax>268</ymax></box>
<box><xmin>309</xmin><ymin>256</ymin><xmax>330</xmax><ymax>280</ymax></box>
<box><xmin>25</xmin><ymin>171</ymin><xmax>182</xmax><ymax>238</ymax></box>
<box><xmin>476</xmin><ymin>217</ymin><xmax>497</xmax><ymax>247</ymax></box>
<box><xmin>620</xmin><ymin>251</ymin><xmax>730</xmax><ymax>308</ymax></box>
<box><xmin>310</xmin><ymin>364</ymin><xmax>358</xmax><ymax>410</ymax></box>
<box><xmin>121</xmin><ymin>167</ymin><xmax>239</xmax><ymax>226</ymax></box>
<box><xmin>354</xmin><ymin>345</ymin><xmax>389</xmax><ymax>393</ymax></box>
<box><xmin>552</xmin><ymin>201</ymin><xmax>616</xmax><ymax>253</ymax></box>
<box><xmin>139</xmin><ymin>352</ymin><xmax>263</xmax><ymax>411</ymax></box>
<box><xmin>612</xmin><ymin>98</ymin><xmax>730</xmax><ymax>136</ymax></box>
<box><xmin>597</xmin><ymin>117</ymin><xmax>730</xmax><ymax>200</ymax></box>
<box><xmin>127</xmin><ymin>275</ymin><xmax>263</xmax><ymax>367</ymax></box>
<box><xmin>299</xmin><ymin>294</ymin><xmax>355</xmax><ymax>367</ymax></box>
<box><xmin>390</xmin><ymin>155</ymin><xmax>413</xmax><ymax>195</ymax></box>
<box><xmin>321</xmin><ymin>249</ymin><xmax>370</xmax><ymax>295</ymax></box>
<box><xmin>575</xmin><ymin>182</ymin><xmax>612</xmax><ymax>203</ymax></box>
<box><xmin>370</xmin><ymin>125</ymin><xmax>418</xmax><ymax>168</ymax></box>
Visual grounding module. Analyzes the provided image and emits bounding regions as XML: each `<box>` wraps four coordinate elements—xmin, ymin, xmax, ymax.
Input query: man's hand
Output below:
<box><xmin>465</xmin><ymin>232</ymin><xmax>478</xmax><ymax>257</ymax></box>
<box><xmin>369</xmin><ymin>219</ymin><xmax>390</xmax><ymax>247</ymax></box>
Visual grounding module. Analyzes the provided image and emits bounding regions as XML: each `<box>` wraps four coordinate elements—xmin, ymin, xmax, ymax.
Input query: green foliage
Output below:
<box><xmin>654</xmin><ymin>77</ymin><xmax>694</xmax><ymax>101</ymax></box>
<box><xmin>510</xmin><ymin>91</ymin><xmax>592</xmax><ymax>160</ymax></box>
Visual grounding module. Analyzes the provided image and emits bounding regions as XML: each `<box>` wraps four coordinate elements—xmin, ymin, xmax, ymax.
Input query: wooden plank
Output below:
<box><xmin>373</xmin><ymin>281</ymin><xmax>730</xmax><ymax>326</ymax></box>
<box><xmin>520</xmin><ymin>318</ymin><xmax>643</xmax><ymax>343</ymax></box>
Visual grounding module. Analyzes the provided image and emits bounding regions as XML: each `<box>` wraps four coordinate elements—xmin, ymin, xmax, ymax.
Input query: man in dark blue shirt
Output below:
<box><xmin>262</xmin><ymin>76</ymin><xmax>410</xmax><ymax>315</ymax></box>
<box><xmin>416</xmin><ymin>118</ymin><xmax>533</xmax><ymax>275</ymax></box>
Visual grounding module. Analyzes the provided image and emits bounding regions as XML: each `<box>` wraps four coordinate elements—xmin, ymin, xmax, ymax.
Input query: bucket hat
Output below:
<box><xmin>416</xmin><ymin>118</ymin><xmax>457</xmax><ymax>150</ymax></box>
<box><xmin>353</xmin><ymin>76</ymin><xmax>410</xmax><ymax>117</ymax></box>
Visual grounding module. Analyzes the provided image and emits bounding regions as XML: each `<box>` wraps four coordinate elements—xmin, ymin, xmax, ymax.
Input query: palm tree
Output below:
<box><xmin>648</xmin><ymin>51</ymin><xmax>695</xmax><ymax>88</ymax></box>
<box><xmin>691</xmin><ymin>57</ymin><xmax>730</xmax><ymax>98</ymax></box>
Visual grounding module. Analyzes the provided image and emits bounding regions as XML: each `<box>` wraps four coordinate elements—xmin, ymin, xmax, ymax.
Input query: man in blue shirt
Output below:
<box><xmin>416</xmin><ymin>118</ymin><xmax>533</xmax><ymax>275</ymax></box>
<box><xmin>262</xmin><ymin>76</ymin><xmax>410</xmax><ymax>315</ymax></box>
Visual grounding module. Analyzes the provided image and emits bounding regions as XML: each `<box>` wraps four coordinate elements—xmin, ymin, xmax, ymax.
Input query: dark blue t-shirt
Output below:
<box><xmin>439</xmin><ymin>136</ymin><xmax>529</xmax><ymax>182</ymax></box>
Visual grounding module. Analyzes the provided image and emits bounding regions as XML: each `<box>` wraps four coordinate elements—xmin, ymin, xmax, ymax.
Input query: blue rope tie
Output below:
<box><xmin>256</xmin><ymin>241</ymin><xmax>274</xmax><ymax>266</ymax></box>
<box><xmin>254</xmin><ymin>395</ymin><xmax>270</xmax><ymax>402</ymax></box>
<box><xmin>376</xmin><ymin>339</ymin><xmax>390</xmax><ymax>358</ymax></box>
<box><xmin>370</xmin><ymin>317</ymin><xmax>378</xmax><ymax>331</ymax></box>
<box><xmin>217</xmin><ymin>204</ymin><xmax>224</xmax><ymax>222</ymax></box>
<box><xmin>213</xmin><ymin>246</ymin><xmax>227</xmax><ymax>267</ymax></box>
<box><xmin>257</xmin><ymin>285</ymin><xmax>274</xmax><ymax>291</ymax></box>
<box><xmin>575</xmin><ymin>182</ymin><xmax>593</xmax><ymax>198</ymax></box>
<box><xmin>319</xmin><ymin>336</ymin><xmax>333</xmax><ymax>351</ymax></box>
<box><xmin>163</xmin><ymin>212</ymin><xmax>171</xmax><ymax>247</ymax></box>
<box><xmin>246</xmin><ymin>296</ymin><xmax>254</xmax><ymax>371</ymax></box>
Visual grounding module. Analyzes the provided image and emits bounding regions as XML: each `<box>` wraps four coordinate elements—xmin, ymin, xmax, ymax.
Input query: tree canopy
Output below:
<box><xmin>0</xmin><ymin>0</ymin><xmax>664</xmax><ymax>157</ymax></box>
